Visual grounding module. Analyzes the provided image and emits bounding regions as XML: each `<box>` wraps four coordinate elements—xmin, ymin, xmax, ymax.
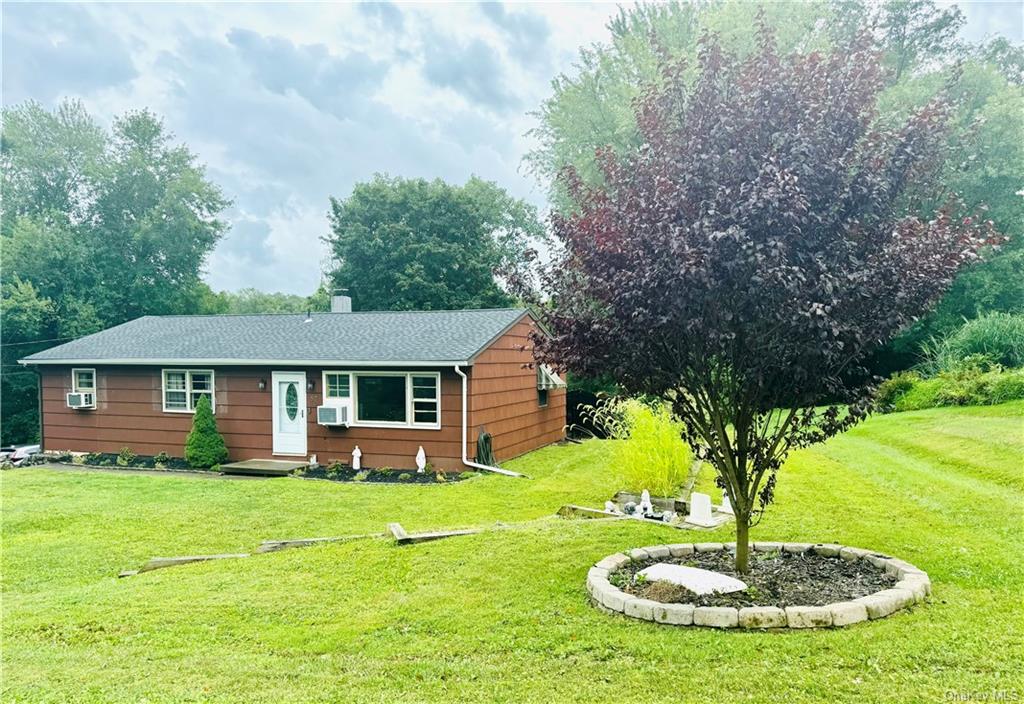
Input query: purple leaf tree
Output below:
<box><xmin>535</xmin><ymin>27</ymin><xmax>1000</xmax><ymax>572</ymax></box>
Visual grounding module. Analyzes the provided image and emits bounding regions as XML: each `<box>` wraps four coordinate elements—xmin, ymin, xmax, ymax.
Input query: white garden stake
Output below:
<box><xmin>351</xmin><ymin>445</ymin><xmax>362</xmax><ymax>471</ymax></box>
<box><xmin>415</xmin><ymin>446</ymin><xmax>427</xmax><ymax>474</ymax></box>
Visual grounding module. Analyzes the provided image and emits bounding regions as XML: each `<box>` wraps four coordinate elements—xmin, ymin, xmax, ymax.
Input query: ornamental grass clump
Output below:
<box><xmin>923</xmin><ymin>312</ymin><xmax>1024</xmax><ymax>373</ymax></box>
<box><xmin>184</xmin><ymin>395</ymin><xmax>228</xmax><ymax>469</ymax></box>
<box><xmin>615</xmin><ymin>400</ymin><xmax>692</xmax><ymax>497</ymax></box>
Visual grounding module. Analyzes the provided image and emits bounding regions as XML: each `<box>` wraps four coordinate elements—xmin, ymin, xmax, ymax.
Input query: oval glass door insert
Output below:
<box><xmin>285</xmin><ymin>382</ymin><xmax>299</xmax><ymax>421</ymax></box>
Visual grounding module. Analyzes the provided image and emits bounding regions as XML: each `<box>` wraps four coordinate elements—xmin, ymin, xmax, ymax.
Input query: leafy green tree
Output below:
<box><xmin>325</xmin><ymin>175</ymin><xmax>545</xmax><ymax>311</ymax></box>
<box><xmin>525</xmin><ymin>1</ymin><xmax>842</xmax><ymax>210</ymax></box>
<box><xmin>0</xmin><ymin>278</ymin><xmax>55</xmax><ymax>443</ymax></box>
<box><xmin>874</xmin><ymin>0</ymin><xmax>964</xmax><ymax>81</ymax></box>
<box><xmin>875</xmin><ymin>62</ymin><xmax>1024</xmax><ymax>369</ymax></box>
<box><xmin>1</xmin><ymin>100</ymin><xmax>230</xmax><ymax>444</ymax></box>
<box><xmin>0</xmin><ymin>100</ymin><xmax>106</xmax><ymax>230</ymax></box>
<box><xmin>184</xmin><ymin>395</ymin><xmax>228</xmax><ymax>468</ymax></box>
<box><xmin>972</xmin><ymin>37</ymin><xmax>1024</xmax><ymax>85</ymax></box>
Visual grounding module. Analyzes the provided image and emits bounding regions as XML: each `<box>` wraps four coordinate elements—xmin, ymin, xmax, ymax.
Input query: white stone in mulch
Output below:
<box><xmin>638</xmin><ymin>562</ymin><xmax>748</xmax><ymax>595</ymax></box>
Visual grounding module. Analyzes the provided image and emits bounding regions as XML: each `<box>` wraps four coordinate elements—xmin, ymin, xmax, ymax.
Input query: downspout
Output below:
<box><xmin>454</xmin><ymin>364</ymin><xmax>527</xmax><ymax>478</ymax></box>
<box><xmin>35</xmin><ymin>367</ymin><xmax>44</xmax><ymax>451</ymax></box>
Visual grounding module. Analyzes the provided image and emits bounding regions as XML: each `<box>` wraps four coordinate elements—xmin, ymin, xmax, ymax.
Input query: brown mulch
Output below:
<box><xmin>614</xmin><ymin>549</ymin><xmax>896</xmax><ymax>608</ymax></box>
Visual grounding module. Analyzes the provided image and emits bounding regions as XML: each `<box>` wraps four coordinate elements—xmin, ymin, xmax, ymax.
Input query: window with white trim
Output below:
<box><xmin>411</xmin><ymin>375</ymin><xmax>439</xmax><ymax>425</ymax></box>
<box><xmin>323</xmin><ymin>371</ymin><xmax>351</xmax><ymax>400</ymax></box>
<box><xmin>330</xmin><ymin>371</ymin><xmax>441</xmax><ymax>429</ymax></box>
<box><xmin>162</xmin><ymin>369</ymin><xmax>215</xmax><ymax>413</ymax></box>
<box><xmin>72</xmin><ymin>368</ymin><xmax>96</xmax><ymax>393</ymax></box>
<box><xmin>357</xmin><ymin>374</ymin><xmax>407</xmax><ymax>424</ymax></box>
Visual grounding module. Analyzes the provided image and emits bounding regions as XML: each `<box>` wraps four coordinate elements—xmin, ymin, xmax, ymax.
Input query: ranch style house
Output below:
<box><xmin>19</xmin><ymin>297</ymin><xmax>567</xmax><ymax>472</ymax></box>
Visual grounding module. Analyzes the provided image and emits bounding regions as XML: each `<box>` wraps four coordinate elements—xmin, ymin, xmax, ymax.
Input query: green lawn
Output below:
<box><xmin>3</xmin><ymin>403</ymin><xmax>1023</xmax><ymax>703</ymax></box>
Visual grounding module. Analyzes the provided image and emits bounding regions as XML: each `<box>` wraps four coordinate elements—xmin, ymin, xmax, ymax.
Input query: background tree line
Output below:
<box><xmin>1</xmin><ymin>103</ymin><xmax>544</xmax><ymax>444</ymax></box>
<box><xmin>1</xmin><ymin>102</ymin><xmax>230</xmax><ymax>443</ymax></box>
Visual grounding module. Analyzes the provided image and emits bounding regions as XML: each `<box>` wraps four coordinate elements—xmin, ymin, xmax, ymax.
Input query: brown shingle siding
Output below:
<box><xmin>467</xmin><ymin>318</ymin><xmax>565</xmax><ymax>462</ymax></box>
<box><xmin>40</xmin><ymin>365</ymin><xmax>466</xmax><ymax>471</ymax></box>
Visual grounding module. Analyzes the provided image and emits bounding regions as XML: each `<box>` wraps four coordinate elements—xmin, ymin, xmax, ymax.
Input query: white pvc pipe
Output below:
<box><xmin>454</xmin><ymin>364</ymin><xmax>527</xmax><ymax>478</ymax></box>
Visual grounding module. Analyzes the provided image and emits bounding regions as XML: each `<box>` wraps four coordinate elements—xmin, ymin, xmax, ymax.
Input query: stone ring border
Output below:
<box><xmin>586</xmin><ymin>542</ymin><xmax>930</xmax><ymax>628</ymax></box>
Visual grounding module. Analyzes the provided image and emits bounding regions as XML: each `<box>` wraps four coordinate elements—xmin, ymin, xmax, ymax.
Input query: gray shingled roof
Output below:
<box><xmin>21</xmin><ymin>309</ymin><xmax>529</xmax><ymax>366</ymax></box>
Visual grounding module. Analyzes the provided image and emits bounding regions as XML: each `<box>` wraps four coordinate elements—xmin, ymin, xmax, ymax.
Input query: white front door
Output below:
<box><xmin>272</xmin><ymin>371</ymin><xmax>307</xmax><ymax>456</ymax></box>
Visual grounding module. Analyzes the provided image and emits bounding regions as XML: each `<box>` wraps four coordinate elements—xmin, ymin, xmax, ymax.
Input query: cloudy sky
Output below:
<box><xmin>3</xmin><ymin>2</ymin><xmax>1021</xmax><ymax>295</ymax></box>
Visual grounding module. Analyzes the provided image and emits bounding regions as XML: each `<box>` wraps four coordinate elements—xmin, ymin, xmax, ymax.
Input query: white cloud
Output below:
<box><xmin>2</xmin><ymin>1</ymin><xmax>614</xmax><ymax>294</ymax></box>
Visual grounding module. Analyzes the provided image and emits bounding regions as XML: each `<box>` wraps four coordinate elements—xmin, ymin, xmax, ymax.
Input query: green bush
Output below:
<box><xmin>184</xmin><ymin>395</ymin><xmax>228</xmax><ymax>468</ymax></box>
<box><xmin>989</xmin><ymin>369</ymin><xmax>1024</xmax><ymax>403</ymax></box>
<box><xmin>614</xmin><ymin>399</ymin><xmax>692</xmax><ymax>497</ymax></box>
<box><xmin>874</xmin><ymin>371</ymin><xmax>919</xmax><ymax>410</ymax></box>
<box><xmin>889</xmin><ymin>367</ymin><xmax>1024</xmax><ymax>412</ymax></box>
<box><xmin>116</xmin><ymin>447</ymin><xmax>136</xmax><ymax>466</ymax></box>
<box><xmin>924</xmin><ymin>313</ymin><xmax>1024</xmax><ymax>372</ymax></box>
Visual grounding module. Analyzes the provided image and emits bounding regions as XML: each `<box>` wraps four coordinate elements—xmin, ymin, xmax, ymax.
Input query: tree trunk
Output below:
<box><xmin>735</xmin><ymin>517</ymin><xmax>750</xmax><ymax>574</ymax></box>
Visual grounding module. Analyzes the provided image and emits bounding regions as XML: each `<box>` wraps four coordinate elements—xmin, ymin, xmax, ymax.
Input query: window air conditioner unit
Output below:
<box><xmin>317</xmin><ymin>402</ymin><xmax>350</xmax><ymax>426</ymax></box>
<box><xmin>66</xmin><ymin>392</ymin><xmax>95</xmax><ymax>409</ymax></box>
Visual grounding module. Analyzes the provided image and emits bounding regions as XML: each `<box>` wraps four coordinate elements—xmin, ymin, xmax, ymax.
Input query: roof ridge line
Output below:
<box><xmin>143</xmin><ymin>307</ymin><xmax>526</xmax><ymax>319</ymax></box>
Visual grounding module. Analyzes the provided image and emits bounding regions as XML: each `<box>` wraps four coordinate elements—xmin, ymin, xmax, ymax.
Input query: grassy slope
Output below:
<box><xmin>2</xmin><ymin>402</ymin><xmax>1022</xmax><ymax>703</ymax></box>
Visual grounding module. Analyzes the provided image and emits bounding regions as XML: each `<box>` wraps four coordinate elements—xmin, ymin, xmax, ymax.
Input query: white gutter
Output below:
<box><xmin>19</xmin><ymin>358</ymin><xmax>469</xmax><ymax>368</ymax></box>
<box><xmin>454</xmin><ymin>364</ymin><xmax>527</xmax><ymax>479</ymax></box>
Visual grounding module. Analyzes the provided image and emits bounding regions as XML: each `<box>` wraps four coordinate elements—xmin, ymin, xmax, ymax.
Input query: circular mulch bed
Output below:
<box><xmin>587</xmin><ymin>542</ymin><xmax>931</xmax><ymax>629</ymax></box>
<box><xmin>618</xmin><ymin>549</ymin><xmax>893</xmax><ymax>608</ymax></box>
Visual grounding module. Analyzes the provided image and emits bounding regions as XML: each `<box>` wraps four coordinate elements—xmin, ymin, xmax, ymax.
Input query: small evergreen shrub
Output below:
<box><xmin>116</xmin><ymin>447</ymin><xmax>136</xmax><ymax>466</ymax></box>
<box><xmin>153</xmin><ymin>451</ymin><xmax>170</xmax><ymax>465</ymax></box>
<box><xmin>184</xmin><ymin>395</ymin><xmax>228</xmax><ymax>468</ymax></box>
